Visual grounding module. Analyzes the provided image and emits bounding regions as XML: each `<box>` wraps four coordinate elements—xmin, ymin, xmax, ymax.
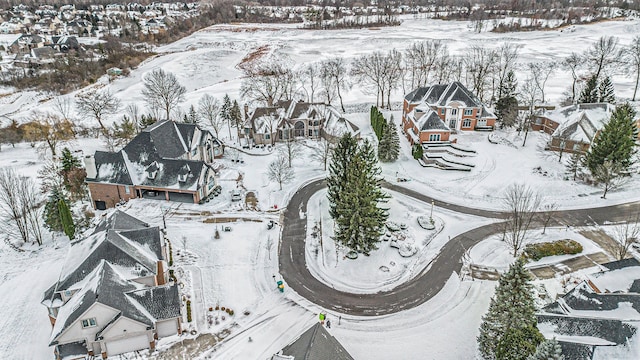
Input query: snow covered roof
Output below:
<box><xmin>43</xmin><ymin>211</ymin><xmax>163</xmax><ymax>306</ymax></box>
<box><xmin>127</xmin><ymin>284</ymin><xmax>181</xmax><ymax>320</ymax></box>
<box><xmin>50</xmin><ymin>261</ymin><xmax>152</xmax><ymax>344</ymax></box>
<box><xmin>280</xmin><ymin>323</ymin><xmax>354</xmax><ymax>360</ymax></box>
<box><xmin>89</xmin><ymin>120</ymin><xmax>218</xmax><ymax>189</ymax></box>
<box><xmin>249</xmin><ymin>107</ymin><xmax>285</xmax><ymax>134</ymax></box>
<box><xmin>93</xmin><ymin>209</ymin><xmax>150</xmax><ymax>233</ymax></box>
<box><xmin>324</xmin><ymin>115</ymin><xmax>360</xmax><ymax>138</ymax></box>
<box><xmin>410</xmin><ymin>108</ymin><xmax>448</xmax><ymax>131</ymax></box>
<box><xmin>548</xmin><ymin>103</ymin><xmax>615</xmax><ymax>143</ymax></box>
<box><xmin>56</xmin><ymin>341</ymin><xmax>87</xmax><ymax>360</ymax></box>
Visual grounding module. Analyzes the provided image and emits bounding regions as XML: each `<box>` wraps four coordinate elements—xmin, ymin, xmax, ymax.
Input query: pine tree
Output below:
<box><xmin>370</xmin><ymin>106</ymin><xmax>386</xmax><ymax>140</ymax></box>
<box><xmin>598</xmin><ymin>76</ymin><xmax>615</xmax><ymax>103</ymax></box>
<box><xmin>44</xmin><ymin>187</ymin><xmax>65</xmax><ymax>232</ymax></box>
<box><xmin>566</xmin><ymin>152</ymin><xmax>582</xmax><ymax>181</ymax></box>
<box><xmin>185</xmin><ymin>104</ymin><xmax>199</xmax><ymax>124</ymax></box>
<box><xmin>58</xmin><ymin>196</ymin><xmax>75</xmax><ymax>240</ymax></box>
<box><xmin>328</xmin><ymin>135</ymin><xmax>389</xmax><ymax>255</ymax></box>
<box><xmin>478</xmin><ymin>259</ymin><xmax>542</xmax><ymax>360</ymax></box>
<box><xmin>527</xmin><ymin>338</ymin><xmax>564</xmax><ymax>360</ymax></box>
<box><xmin>230</xmin><ymin>100</ymin><xmax>243</xmax><ymax>128</ymax></box>
<box><xmin>221</xmin><ymin>94</ymin><xmax>232</xmax><ymax>123</ymax></box>
<box><xmin>378</xmin><ymin>117</ymin><xmax>400</xmax><ymax>162</ymax></box>
<box><xmin>138</xmin><ymin>114</ymin><xmax>157</xmax><ymax>129</ymax></box>
<box><xmin>495</xmin><ymin>70</ymin><xmax>519</xmax><ymax>128</ymax></box>
<box><xmin>60</xmin><ymin>147</ymin><xmax>81</xmax><ymax>172</ymax></box>
<box><xmin>584</xmin><ymin>103</ymin><xmax>637</xmax><ymax>174</ymax></box>
<box><xmin>579</xmin><ymin>75</ymin><xmax>598</xmax><ymax>104</ymax></box>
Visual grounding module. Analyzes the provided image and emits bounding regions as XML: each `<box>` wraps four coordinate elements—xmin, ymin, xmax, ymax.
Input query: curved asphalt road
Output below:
<box><xmin>279</xmin><ymin>178</ymin><xmax>640</xmax><ymax>316</ymax></box>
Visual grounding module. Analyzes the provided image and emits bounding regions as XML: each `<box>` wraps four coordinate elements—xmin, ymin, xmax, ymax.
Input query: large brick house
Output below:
<box><xmin>85</xmin><ymin>120</ymin><xmax>224</xmax><ymax>209</ymax></box>
<box><xmin>401</xmin><ymin>81</ymin><xmax>496</xmax><ymax>144</ymax></box>
<box><xmin>245</xmin><ymin>100</ymin><xmax>359</xmax><ymax>145</ymax></box>
<box><xmin>42</xmin><ymin>211</ymin><xmax>181</xmax><ymax>360</ymax></box>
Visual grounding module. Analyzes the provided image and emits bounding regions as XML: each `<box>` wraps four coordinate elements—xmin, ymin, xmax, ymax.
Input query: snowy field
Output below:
<box><xmin>1</xmin><ymin>16</ymin><xmax>640</xmax><ymax>360</ymax></box>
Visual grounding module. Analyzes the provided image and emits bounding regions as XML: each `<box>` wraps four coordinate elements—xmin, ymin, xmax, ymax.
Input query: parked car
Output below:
<box><xmin>231</xmin><ymin>190</ymin><xmax>242</xmax><ymax>202</ymax></box>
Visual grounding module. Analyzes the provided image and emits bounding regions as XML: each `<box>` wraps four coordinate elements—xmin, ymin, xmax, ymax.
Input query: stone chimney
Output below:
<box><xmin>84</xmin><ymin>155</ymin><xmax>97</xmax><ymax>179</ymax></box>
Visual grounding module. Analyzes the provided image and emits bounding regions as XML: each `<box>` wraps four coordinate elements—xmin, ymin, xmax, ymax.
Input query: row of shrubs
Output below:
<box><xmin>212</xmin><ymin>305</ymin><xmax>234</xmax><ymax>316</ymax></box>
<box><xmin>524</xmin><ymin>239</ymin><xmax>583</xmax><ymax>261</ymax></box>
<box><xmin>186</xmin><ymin>300</ymin><xmax>192</xmax><ymax>323</ymax></box>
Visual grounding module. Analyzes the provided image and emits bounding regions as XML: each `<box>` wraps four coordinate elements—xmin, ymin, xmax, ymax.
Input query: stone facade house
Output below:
<box><xmin>401</xmin><ymin>81</ymin><xmax>496</xmax><ymax>144</ymax></box>
<box><xmin>85</xmin><ymin>120</ymin><xmax>224</xmax><ymax>209</ymax></box>
<box><xmin>245</xmin><ymin>101</ymin><xmax>359</xmax><ymax>145</ymax></box>
<box><xmin>42</xmin><ymin>211</ymin><xmax>181</xmax><ymax>359</ymax></box>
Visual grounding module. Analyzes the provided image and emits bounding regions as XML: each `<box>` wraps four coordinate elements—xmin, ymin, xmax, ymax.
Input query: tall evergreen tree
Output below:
<box><xmin>44</xmin><ymin>187</ymin><xmax>65</xmax><ymax>233</ymax></box>
<box><xmin>598</xmin><ymin>76</ymin><xmax>615</xmax><ymax>103</ymax></box>
<box><xmin>579</xmin><ymin>75</ymin><xmax>598</xmax><ymax>104</ymax></box>
<box><xmin>58</xmin><ymin>196</ymin><xmax>75</xmax><ymax>240</ymax></box>
<box><xmin>327</xmin><ymin>134</ymin><xmax>359</xmax><ymax>220</ymax></box>
<box><xmin>478</xmin><ymin>259</ymin><xmax>542</xmax><ymax>360</ymax></box>
<box><xmin>328</xmin><ymin>135</ymin><xmax>389</xmax><ymax>255</ymax></box>
<box><xmin>584</xmin><ymin>103</ymin><xmax>637</xmax><ymax>174</ymax></box>
<box><xmin>370</xmin><ymin>106</ymin><xmax>386</xmax><ymax>140</ymax></box>
<box><xmin>527</xmin><ymin>338</ymin><xmax>564</xmax><ymax>360</ymax></box>
<box><xmin>412</xmin><ymin>144</ymin><xmax>424</xmax><ymax>160</ymax></box>
<box><xmin>378</xmin><ymin>117</ymin><xmax>400</xmax><ymax>162</ymax></box>
<box><xmin>495</xmin><ymin>70</ymin><xmax>519</xmax><ymax>128</ymax></box>
<box><xmin>230</xmin><ymin>100</ymin><xmax>243</xmax><ymax>128</ymax></box>
<box><xmin>185</xmin><ymin>104</ymin><xmax>199</xmax><ymax>124</ymax></box>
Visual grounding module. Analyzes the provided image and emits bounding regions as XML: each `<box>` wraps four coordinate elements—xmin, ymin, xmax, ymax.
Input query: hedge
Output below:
<box><xmin>186</xmin><ymin>300</ymin><xmax>192</xmax><ymax>322</ymax></box>
<box><xmin>524</xmin><ymin>239</ymin><xmax>583</xmax><ymax>261</ymax></box>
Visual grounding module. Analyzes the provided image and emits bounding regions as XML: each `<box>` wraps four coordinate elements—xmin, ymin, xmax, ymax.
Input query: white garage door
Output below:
<box><xmin>156</xmin><ymin>319</ymin><xmax>178</xmax><ymax>338</ymax></box>
<box><xmin>105</xmin><ymin>334</ymin><xmax>149</xmax><ymax>356</ymax></box>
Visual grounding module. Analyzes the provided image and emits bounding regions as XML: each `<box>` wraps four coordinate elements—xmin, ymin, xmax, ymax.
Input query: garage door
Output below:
<box><xmin>156</xmin><ymin>319</ymin><xmax>178</xmax><ymax>338</ymax></box>
<box><xmin>168</xmin><ymin>192</ymin><xmax>195</xmax><ymax>203</ymax></box>
<box><xmin>105</xmin><ymin>334</ymin><xmax>149</xmax><ymax>356</ymax></box>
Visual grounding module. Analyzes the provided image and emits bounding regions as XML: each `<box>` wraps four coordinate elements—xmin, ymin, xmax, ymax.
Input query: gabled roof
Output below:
<box><xmin>43</xmin><ymin>211</ymin><xmax>163</xmax><ymax>306</ymax></box>
<box><xmin>549</xmin><ymin>103</ymin><xmax>615</xmax><ymax>143</ymax></box>
<box><xmin>137</xmin><ymin>159</ymin><xmax>207</xmax><ymax>191</ymax></box>
<box><xmin>94</xmin><ymin>210</ymin><xmax>150</xmax><ymax>233</ymax></box>
<box><xmin>50</xmin><ymin>261</ymin><xmax>151</xmax><ymax>344</ymax></box>
<box><xmin>415</xmin><ymin>109</ymin><xmax>448</xmax><ymax>131</ymax></box>
<box><xmin>280</xmin><ymin>323</ymin><xmax>354</xmax><ymax>360</ymax></box>
<box><xmin>127</xmin><ymin>284</ymin><xmax>181</xmax><ymax>321</ymax></box>
<box><xmin>92</xmin><ymin>150</ymin><xmax>133</xmax><ymax>185</ymax></box>
<box><xmin>437</xmin><ymin>81</ymin><xmax>481</xmax><ymax>108</ymax></box>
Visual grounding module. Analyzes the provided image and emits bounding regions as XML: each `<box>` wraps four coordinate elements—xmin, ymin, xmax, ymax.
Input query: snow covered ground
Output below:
<box><xmin>1</xmin><ymin>16</ymin><xmax>640</xmax><ymax>360</ymax></box>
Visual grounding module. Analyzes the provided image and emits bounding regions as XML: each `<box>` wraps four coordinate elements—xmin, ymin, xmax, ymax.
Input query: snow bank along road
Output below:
<box><xmin>279</xmin><ymin>179</ymin><xmax>640</xmax><ymax>316</ymax></box>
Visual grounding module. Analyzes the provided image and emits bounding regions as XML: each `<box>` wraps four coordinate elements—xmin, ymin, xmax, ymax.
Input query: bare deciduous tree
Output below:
<box><xmin>268</xmin><ymin>154</ymin><xmax>294</xmax><ymax>190</ymax></box>
<box><xmin>464</xmin><ymin>45</ymin><xmax>498</xmax><ymax>101</ymax></box>
<box><xmin>585</xmin><ymin>36</ymin><xmax>620</xmax><ymax>82</ymax></box>
<box><xmin>518</xmin><ymin>76</ymin><xmax>541</xmax><ymax>146</ymax></box>
<box><xmin>502</xmin><ymin>184</ymin><xmax>542</xmax><ymax>257</ymax></box>
<box><xmin>593</xmin><ymin>159</ymin><xmax>624</xmax><ymax>199</ymax></box>
<box><xmin>53</xmin><ymin>97</ymin><xmax>74</xmax><ymax>121</ymax></box>
<box><xmin>607</xmin><ymin>216</ymin><xmax>639</xmax><ymax>260</ymax></box>
<box><xmin>0</xmin><ymin>169</ymin><xmax>44</xmax><ymax>245</ymax></box>
<box><xmin>494</xmin><ymin>43</ymin><xmax>520</xmax><ymax>100</ymax></box>
<box><xmin>75</xmin><ymin>89</ymin><xmax>121</xmax><ymax>130</ymax></box>
<box><xmin>142</xmin><ymin>68</ymin><xmax>186</xmax><ymax>120</ymax></box>
<box><xmin>527</xmin><ymin>61</ymin><xmax>555</xmax><ymax>104</ymax></box>
<box><xmin>351</xmin><ymin>50</ymin><xmax>402</xmax><ymax>109</ymax></box>
<box><xmin>539</xmin><ymin>202</ymin><xmax>558</xmax><ymax>234</ymax></box>
<box><xmin>627</xmin><ymin>36</ymin><xmax>640</xmax><ymax>101</ymax></box>
<box><xmin>280</xmin><ymin>139</ymin><xmax>300</xmax><ymax>168</ymax></box>
<box><xmin>301</xmin><ymin>63</ymin><xmax>320</xmax><ymax>103</ymax></box>
<box><xmin>312</xmin><ymin>132</ymin><xmax>336</xmax><ymax>171</ymax></box>
<box><xmin>321</xmin><ymin>58</ymin><xmax>350</xmax><ymax>111</ymax></box>
<box><xmin>198</xmin><ymin>94</ymin><xmax>222</xmax><ymax>137</ymax></box>
<box><xmin>125</xmin><ymin>103</ymin><xmax>142</xmax><ymax>132</ymax></box>
<box><xmin>563</xmin><ymin>52</ymin><xmax>584</xmax><ymax>103</ymax></box>
<box><xmin>404</xmin><ymin>40</ymin><xmax>447</xmax><ymax>89</ymax></box>
<box><xmin>241</xmin><ymin>56</ymin><xmax>295</xmax><ymax>106</ymax></box>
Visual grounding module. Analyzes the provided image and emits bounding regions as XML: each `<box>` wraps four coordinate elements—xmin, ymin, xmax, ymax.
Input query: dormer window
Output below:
<box><xmin>178</xmin><ymin>164</ymin><xmax>191</xmax><ymax>183</ymax></box>
<box><xmin>146</xmin><ymin>161</ymin><xmax>159</xmax><ymax>180</ymax></box>
<box><xmin>81</xmin><ymin>318</ymin><xmax>97</xmax><ymax>328</ymax></box>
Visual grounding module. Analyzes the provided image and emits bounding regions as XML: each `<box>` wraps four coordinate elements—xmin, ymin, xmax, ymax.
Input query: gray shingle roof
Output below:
<box><xmin>94</xmin><ymin>210</ymin><xmax>150</xmax><ymax>233</ymax></box>
<box><xmin>537</xmin><ymin>314</ymin><xmax>637</xmax><ymax>346</ymax></box>
<box><xmin>602</xmin><ymin>258</ymin><xmax>640</xmax><ymax>271</ymax></box>
<box><xmin>137</xmin><ymin>159</ymin><xmax>206</xmax><ymax>191</ymax></box>
<box><xmin>127</xmin><ymin>284</ymin><xmax>181</xmax><ymax>320</ymax></box>
<box><xmin>420</xmin><ymin>111</ymin><xmax>448</xmax><ymax>131</ymax></box>
<box><xmin>281</xmin><ymin>323</ymin><xmax>354</xmax><ymax>360</ymax></box>
<box><xmin>50</xmin><ymin>261</ymin><xmax>153</xmax><ymax>344</ymax></box>
<box><xmin>437</xmin><ymin>81</ymin><xmax>480</xmax><ymax>107</ymax></box>
<box><xmin>56</xmin><ymin>341</ymin><xmax>87</xmax><ymax>360</ymax></box>
<box><xmin>91</xmin><ymin>150</ymin><xmax>133</xmax><ymax>184</ymax></box>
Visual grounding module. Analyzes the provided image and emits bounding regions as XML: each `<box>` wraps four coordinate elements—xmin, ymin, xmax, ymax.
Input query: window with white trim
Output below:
<box><xmin>464</xmin><ymin>109</ymin><xmax>473</xmax><ymax>116</ymax></box>
<box><xmin>429</xmin><ymin>134</ymin><xmax>441</xmax><ymax>141</ymax></box>
<box><xmin>81</xmin><ymin>318</ymin><xmax>97</xmax><ymax>328</ymax></box>
<box><xmin>451</xmin><ymin>109</ymin><xmax>457</xmax><ymax>115</ymax></box>
<box><xmin>462</xmin><ymin>119</ymin><xmax>472</xmax><ymax>128</ymax></box>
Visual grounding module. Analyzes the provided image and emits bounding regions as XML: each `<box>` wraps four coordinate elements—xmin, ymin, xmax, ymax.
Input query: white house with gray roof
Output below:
<box><xmin>42</xmin><ymin>211</ymin><xmax>181</xmax><ymax>359</ymax></box>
